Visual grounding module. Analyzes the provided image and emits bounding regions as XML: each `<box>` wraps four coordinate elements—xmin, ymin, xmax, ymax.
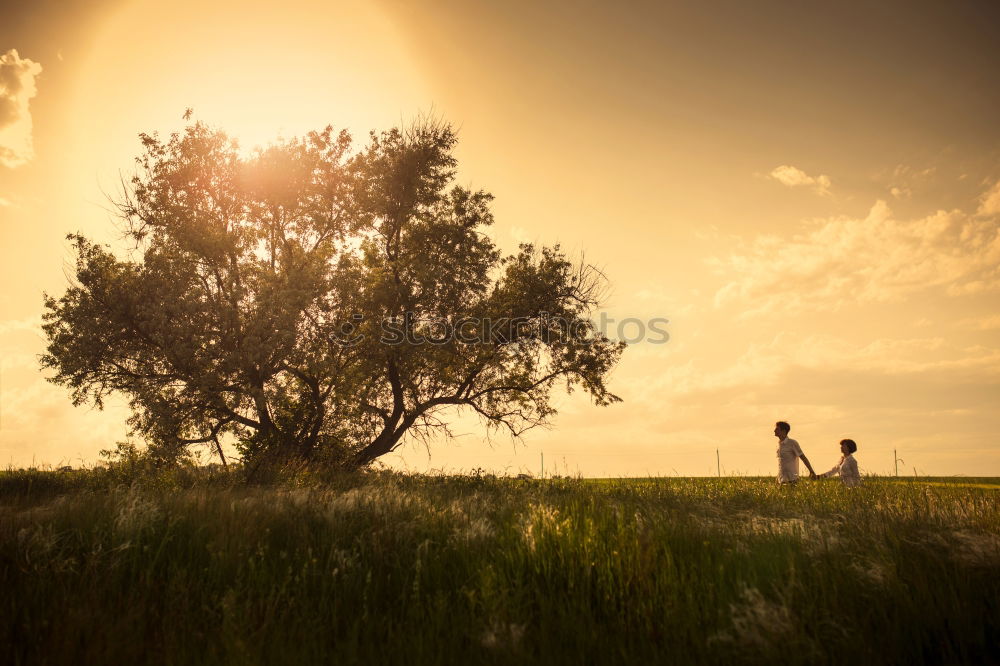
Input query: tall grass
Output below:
<box><xmin>2</xmin><ymin>469</ymin><xmax>998</xmax><ymax>664</ymax></box>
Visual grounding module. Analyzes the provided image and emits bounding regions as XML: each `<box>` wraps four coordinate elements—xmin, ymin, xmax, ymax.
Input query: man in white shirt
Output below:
<box><xmin>773</xmin><ymin>421</ymin><xmax>817</xmax><ymax>484</ymax></box>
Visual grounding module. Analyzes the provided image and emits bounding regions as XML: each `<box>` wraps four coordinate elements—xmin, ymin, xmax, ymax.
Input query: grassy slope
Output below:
<box><xmin>2</xmin><ymin>470</ymin><xmax>998</xmax><ymax>665</ymax></box>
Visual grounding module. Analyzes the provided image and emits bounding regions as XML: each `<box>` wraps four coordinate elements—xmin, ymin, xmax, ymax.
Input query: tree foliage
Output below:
<box><xmin>42</xmin><ymin>118</ymin><xmax>625</xmax><ymax>470</ymax></box>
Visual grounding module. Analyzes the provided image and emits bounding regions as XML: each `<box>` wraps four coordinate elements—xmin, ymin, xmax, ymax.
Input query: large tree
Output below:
<box><xmin>42</xmin><ymin>118</ymin><xmax>625</xmax><ymax>470</ymax></box>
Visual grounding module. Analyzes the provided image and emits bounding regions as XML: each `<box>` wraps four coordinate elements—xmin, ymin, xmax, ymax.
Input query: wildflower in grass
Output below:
<box><xmin>16</xmin><ymin>524</ymin><xmax>59</xmax><ymax>564</ymax></box>
<box><xmin>285</xmin><ymin>488</ymin><xmax>314</xmax><ymax>508</ymax></box>
<box><xmin>945</xmin><ymin>530</ymin><xmax>1000</xmax><ymax>567</ymax></box>
<box><xmin>480</xmin><ymin>620</ymin><xmax>526</xmax><ymax>651</ymax></box>
<box><xmin>328</xmin><ymin>548</ymin><xmax>359</xmax><ymax>577</ymax></box>
<box><xmin>739</xmin><ymin>514</ymin><xmax>838</xmax><ymax>554</ymax></box>
<box><xmin>713</xmin><ymin>586</ymin><xmax>797</xmax><ymax>652</ymax></box>
<box><xmin>450</xmin><ymin>516</ymin><xmax>496</xmax><ymax>544</ymax></box>
<box><xmin>519</xmin><ymin>503</ymin><xmax>571</xmax><ymax>552</ymax></box>
<box><xmin>326</xmin><ymin>485</ymin><xmax>427</xmax><ymax>519</ymax></box>
<box><xmin>113</xmin><ymin>486</ymin><xmax>162</xmax><ymax>536</ymax></box>
<box><xmin>851</xmin><ymin>557</ymin><xmax>892</xmax><ymax>586</ymax></box>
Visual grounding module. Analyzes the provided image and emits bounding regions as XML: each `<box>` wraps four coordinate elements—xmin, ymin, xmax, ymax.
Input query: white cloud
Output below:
<box><xmin>768</xmin><ymin>165</ymin><xmax>831</xmax><ymax>196</ymax></box>
<box><xmin>632</xmin><ymin>287</ymin><xmax>694</xmax><ymax>318</ymax></box>
<box><xmin>0</xmin><ymin>316</ymin><xmax>43</xmax><ymax>337</ymax></box>
<box><xmin>509</xmin><ymin>225</ymin><xmax>532</xmax><ymax>245</ymax></box>
<box><xmin>957</xmin><ymin>314</ymin><xmax>1000</xmax><ymax>331</ymax></box>
<box><xmin>0</xmin><ymin>377</ymin><xmax>128</xmax><ymax>467</ymax></box>
<box><xmin>0</xmin><ymin>49</ymin><xmax>43</xmax><ymax>168</ymax></box>
<box><xmin>977</xmin><ymin>179</ymin><xmax>1000</xmax><ymax>217</ymax></box>
<box><xmin>654</xmin><ymin>332</ymin><xmax>1000</xmax><ymax>406</ymax></box>
<box><xmin>882</xmin><ymin>164</ymin><xmax>939</xmax><ymax>201</ymax></box>
<box><xmin>713</xmin><ymin>193</ymin><xmax>1000</xmax><ymax>314</ymax></box>
<box><xmin>1</xmin><ymin>352</ymin><xmax>40</xmax><ymax>371</ymax></box>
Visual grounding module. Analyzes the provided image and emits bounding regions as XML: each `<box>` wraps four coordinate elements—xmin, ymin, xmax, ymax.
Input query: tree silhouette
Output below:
<box><xmin>42</xmin><ymin>117</ymin><xmax>625</xmax><ymax>470</ymax></box>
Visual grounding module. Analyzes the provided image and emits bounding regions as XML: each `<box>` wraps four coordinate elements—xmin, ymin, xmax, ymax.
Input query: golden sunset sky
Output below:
<box><xmin>2</xmin><ymin>0</ymin><xmax>999</xmax><ymax>476</ymax></box>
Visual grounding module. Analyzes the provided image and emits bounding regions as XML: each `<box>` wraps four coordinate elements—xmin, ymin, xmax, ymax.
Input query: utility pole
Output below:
<box><xmin>894</xmin><ymin>449</ymin><xmax>904</xmax><ymax>477</ymax></box>
<box><xmin>717</xmin><ymin>448</ymin><xmax>721</xmax><ymax>477</ymax></box>
<box><xmin>540</xmin><ymin>452</ymin><xmax>544</xmax><ymax>479</ymax></box>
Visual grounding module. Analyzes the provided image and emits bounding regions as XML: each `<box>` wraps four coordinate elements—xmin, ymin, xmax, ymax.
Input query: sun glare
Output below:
<box><xmin>71</xmin><ymin>0</ymin><xmax>429</xmax><ymax>168</ymax></box>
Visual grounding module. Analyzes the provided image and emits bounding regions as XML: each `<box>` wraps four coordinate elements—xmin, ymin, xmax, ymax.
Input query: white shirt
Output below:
<box><xmin>822</xmin><ymin>453</ymin><xmax>861</xmax><ymax>487</ymax></box>
<box><xmin>776</xmin><ymin>437</ymin><xmax>804</xmax><ymax>483</ymax></box>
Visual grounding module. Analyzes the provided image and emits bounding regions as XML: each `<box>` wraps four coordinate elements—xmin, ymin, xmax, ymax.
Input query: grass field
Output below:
<box><xmin>2</xmin><ymin>468</ymin><xmax>998</xmax><ymax>665</ymax></box>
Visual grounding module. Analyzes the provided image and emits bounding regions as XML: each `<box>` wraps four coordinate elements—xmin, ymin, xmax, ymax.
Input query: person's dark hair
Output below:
<box><xmin>775</xmin><ymin>421</ymin><xmax>790</xmax><ymax>434</ymax></box>
<box><xmin>840</xmin><ymin>439</ymin><xmax>857</xmax><ymax>454</ymax></box>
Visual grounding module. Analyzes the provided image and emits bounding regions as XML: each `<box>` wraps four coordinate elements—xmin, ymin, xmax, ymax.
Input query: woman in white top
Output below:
<box><xmin>821</xmin><ymin>439</ymin><xmax>862</xmax><ymax>487</ymax></box>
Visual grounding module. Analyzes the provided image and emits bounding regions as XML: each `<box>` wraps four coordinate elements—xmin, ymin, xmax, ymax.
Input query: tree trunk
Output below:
<box><xmin>352</xmin><ymin>409</ymin><xmax>431</xmax><ymax>467</ymax></box>
<box><xmin>353</xmin><ymin>429</ymin><xmax>405</xmax><ymax>467</ymax></box>
<box><xmin>245</xmin><ymin>427</ymin><xmax>306</xmax><ymax>481</ymax></box>
<box><xmin>212</xmin><ymin>436</ymin><xmax>228</xmax><ymax>468</ymax></box>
